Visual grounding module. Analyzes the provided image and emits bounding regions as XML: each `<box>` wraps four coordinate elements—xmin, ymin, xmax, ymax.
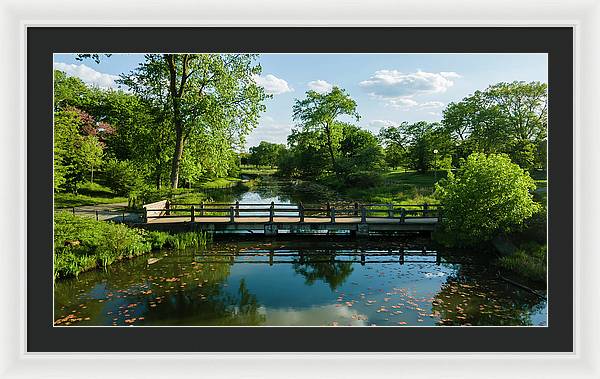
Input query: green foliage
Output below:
<box><xmin>54</xmin><ymin>109</ymin><xmax>105</xmax><ymax>192</ymax></box>
<box><xmin>435</xmin><ymin>153</ymin><xmax>541</xmax><ymax>246</ymax></box>
<box><xmin>166</xmin><ymin>231</ymin><xmax>212</xmax><ymax>250</ymax></box>
<box><xmin>379</xmin><ymin>121</ymin><xmax>452</xmax><ymax>172</ymax></box>
<box><xmin>103</xmin><ymin>159</ymin><xmax>146</xmax><ymax>196</ymax></box>
<box><xmin>498</xmin><ymin>242</ymin><xmax>547</xmax><ymax>282</ymax></box>
<box><xmin>248</xmin><ymin>141</ymin><xmax>286</xmax><ymax>167</ymax></box>
<box><xmin>292</xmin><ymin>87</ymin><xmax>359</xmax><ymax>173</ymax></box>
<box><xmin>54</xmin><ymin>212</ymin><xmax>152</xmax><ymax>279</ymax></box>
<box><xmin>121</xmin><ymin>53</ymin><xmax>268</xmax><ymax>188</ymax></box>
<box><xmin>442</xmin><ymin>81</ymin><xmax>547</xmax><ymax>169</ymax></box>
<box><xmin>337</xmin><ymin>123</ymin><xmax>385</xmax><ymax>176</ymax></box>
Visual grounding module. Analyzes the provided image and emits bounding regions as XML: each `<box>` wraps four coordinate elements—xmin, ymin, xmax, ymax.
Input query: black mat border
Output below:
<box><xmin>27</xmin><ymin>27</ymin><xmax>573</xmax><ymax>353</ymax></box>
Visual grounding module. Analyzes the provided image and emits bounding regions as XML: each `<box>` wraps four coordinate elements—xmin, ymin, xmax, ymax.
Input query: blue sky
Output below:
<box><xmin>54</xmin><ymin>53</ymin><xmax>547</xmax><ymax>149</ymax></box>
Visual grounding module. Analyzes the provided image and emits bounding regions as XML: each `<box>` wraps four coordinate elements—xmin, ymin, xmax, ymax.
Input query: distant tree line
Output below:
<box><xmin>258</xmin><ymin>81</ymin><xmax>546</xmax><ymax>186</ymax></box>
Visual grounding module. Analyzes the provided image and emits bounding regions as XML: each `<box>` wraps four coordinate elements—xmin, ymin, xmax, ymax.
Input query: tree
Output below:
<box><xmin>54</xmin><ymin>109</ymin><xmax>106</xmax><ymax>192</ymax></box>
<box><xmin>435</xmin><ymin>153</ymin><xmax>540</xmax><ymax>246</ymax></box>
<box><xmin>442</xmin><ymin>81</ymin><xmax>548</xmax><ymax>170</ymax></box>
<box><xmin>248</xmin><ymin>141</ymin><xmax>286</xmax><ymax>168</ymax></box>
<box><xmin>337</xmin><ymin>123</ymin><xmax>384</xmax><ymax>174</ymax></box>
<box><xmin>75</xmin><ymin>135</ymin><xmax>103</xmax><ymax>183</ymax></box>
<box><xmin>292</xmin><ymin>87</ymin><xmax>360</xmax><ymax>174</ymax></box>
<box><xmin>121</xmin><ymin>54</ymin><xmax>268</xmax><ymax>188</ymax></box>
<box><xmin>379</xmin><ymin>121</ymin><xmax>451</xmax><ymax>172</ymax></box>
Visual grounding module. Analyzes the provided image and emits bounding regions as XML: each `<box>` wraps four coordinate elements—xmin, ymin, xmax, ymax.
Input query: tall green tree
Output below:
<box><xmin>292</xmin><ymin>87</ymin><xmax>359</xmax><ymax>174</ymax></box>
<box><xmin>121</xmin><ymin>54</ymin><xmax>268</xmax><ymax>188</ymax></box>
<box><xmin>442</xmin><ymin>81</ymin><xmax>547</xmax><ymax>170</ymax></box>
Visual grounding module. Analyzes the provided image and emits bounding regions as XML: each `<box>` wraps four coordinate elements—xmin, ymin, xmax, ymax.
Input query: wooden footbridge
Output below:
<box><xmin>142</xmin><ymin>200</ymin><xmax>442</xmax><ymax>236</ymax></box>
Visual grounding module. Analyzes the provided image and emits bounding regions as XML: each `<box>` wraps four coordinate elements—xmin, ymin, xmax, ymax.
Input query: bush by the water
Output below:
<box><xmin>498</xmin><ymin>242</ymin><xmax>547</xmax><ymax>282</ymax></box>
<box><xmin>54</xmin><ymin>212</ymin><xmax>211</xmax><ymax>279</ymax></box>
<box><xmin>435</xmin><ymin>153</ymin><xmax>541</xmax><ymax>246</ymax></box>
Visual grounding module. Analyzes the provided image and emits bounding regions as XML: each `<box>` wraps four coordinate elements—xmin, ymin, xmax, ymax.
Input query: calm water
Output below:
<box><xmin>53</xmin><ymin>177</ymin><xmax>547</xmax><ymax>326</ymax></box>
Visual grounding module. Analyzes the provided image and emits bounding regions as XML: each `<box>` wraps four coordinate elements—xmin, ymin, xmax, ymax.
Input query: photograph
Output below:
<box><xmin>52</xmin><ymin>52</ymin><xmax>548</xmax><ymax>328</ymax></box>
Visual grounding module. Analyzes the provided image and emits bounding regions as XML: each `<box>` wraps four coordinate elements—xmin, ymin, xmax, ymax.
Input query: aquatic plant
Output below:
<box><xmin>166</xmin><ymin>230</ymin><xmax>212</xmax><ymax>250</ymax></box>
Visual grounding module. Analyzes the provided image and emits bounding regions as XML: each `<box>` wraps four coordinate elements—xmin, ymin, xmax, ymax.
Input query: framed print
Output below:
<box><xmin>1</xmin><ymin>0</ymin><xmax>598</xmax><ymax>378</ymax></box>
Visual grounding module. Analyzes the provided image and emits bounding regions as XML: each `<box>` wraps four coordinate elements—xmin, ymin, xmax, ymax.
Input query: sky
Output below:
<box><xmin>54</xmin><ymin>53</ymin><xmax>548</xmax><ymax>149</ymax></box>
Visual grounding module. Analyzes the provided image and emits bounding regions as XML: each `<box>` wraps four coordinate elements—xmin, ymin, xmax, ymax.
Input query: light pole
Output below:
<box><xmin>433</xmin><ymin>149</ymin><xmax>439</xmax><ymax>182</ymax></box>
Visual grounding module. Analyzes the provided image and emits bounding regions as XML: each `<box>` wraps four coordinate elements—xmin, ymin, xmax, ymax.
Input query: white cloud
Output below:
<box><xmin>252</xmin><ymin>74</ymin><xmax>293</xmax><ymax>95</ymax></box>
<box><xmin>417</xmin><ymin>101</ymin><xmax>445</xmax><ymax>110</ymax></box>
<box><xmin>54</xmin><ymin>62</ymin><xmax>120</xmax><ymax>89</ymax></box>
<box><xmin>246</xmin><ymin>116</ymin><xmax>293</xmax><ymax>148</ymax></box>
<box><xmin>366</xmin><ymin>119</ymin><xmax>396</xmax><ymax>133</ymax></box>
<box><xmin>307</xmin><ymin>80</ymin><xmax>334</xmax><ymax>94</ymax></box>
<box><xmin>360</xmin><ymin>69</ymin><xmax>457</xmax><ymax>98</ymax></box>
<box><xmin>359</xmin><ymin>69</ymin><xmax>458</xmax><ymax>109</ymax></box>
<box><xmin>440</xmin><ymin>71</ymin><xmax>462</xmax><ymax>79</ymax></box>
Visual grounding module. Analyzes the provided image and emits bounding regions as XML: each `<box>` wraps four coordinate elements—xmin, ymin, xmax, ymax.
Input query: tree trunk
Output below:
<box><xmin>170</xmin><ymin>128</ymin><xmax>184</xmax><ymax>188</ymax></box>
<box><xmin>155</xmin><ymin>170</ymin><xmax>161</xmax><ymax>190</ymax></box>
<box><xmin>324</xmin><ymin>123</ymin><xmax>337</xmax><ymax>172</ymax></box>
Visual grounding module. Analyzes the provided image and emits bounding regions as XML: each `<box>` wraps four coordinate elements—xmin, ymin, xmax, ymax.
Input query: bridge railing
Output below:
<box><xmin>144</xmin><ymin>201</ymin><xmax>442</xmax><ymax>223</ymax></box>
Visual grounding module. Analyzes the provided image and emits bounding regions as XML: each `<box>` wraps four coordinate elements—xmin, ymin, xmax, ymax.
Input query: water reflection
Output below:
<box><xmin>54</xmin><ymin>239</ymin><xmax>547</xmax><ymax>327</ymax></box>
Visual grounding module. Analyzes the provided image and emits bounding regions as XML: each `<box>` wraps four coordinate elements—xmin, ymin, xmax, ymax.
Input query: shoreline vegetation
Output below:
<box><xmin>53</xmin><ymin>212</ymin><xmax>211</xmax><ymax>280</ymax></box>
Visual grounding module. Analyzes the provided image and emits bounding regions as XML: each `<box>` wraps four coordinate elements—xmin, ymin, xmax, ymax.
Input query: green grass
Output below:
<box><xmin>240</xmin><ymin>167</ymin><xmax>278</xmax><ymax>176</ymax></box>
<box><xmin>497</xmin><ymin>242</ymin><xmax>547</xmax><ymax>283</ymax></box>
<box><xmin>323</xmin><ymin>169</ymin><xmax>445</xmax><ymax>205</ymax></box>
<box><xmin>196</xmin><ymin>177</ymin><xmax>242</xmax><ymax>189</ymax></box>
<box><xmin>54</xmin><ymin>182</ymin><xmax>127</xmax><ymax>208</ymax></box>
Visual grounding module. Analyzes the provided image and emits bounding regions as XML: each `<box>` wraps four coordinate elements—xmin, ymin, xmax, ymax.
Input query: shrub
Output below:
<box><xmin>435</xmin><ymin>152</ymin><xmax>541</xmax><ymax>246</ymax></box>
<box><xmin>343</xmin><ymin>171</ymin><xmax>383</xmax><ymax>188</ymax></box>
<box><xmin>103</xmin><ymin>159</ymin><xmax>145</xmax><ymax>196</ymax></box>
<box><xmin>54</xmin><ymin>212</ymin><xmax>151</xmax><ymax>279</ymax></box>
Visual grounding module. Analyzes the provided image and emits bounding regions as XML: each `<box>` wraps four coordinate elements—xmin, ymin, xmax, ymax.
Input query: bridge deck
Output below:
<box><xmin>146</xmin><ymin>216</ymin><xmax>437</xmax><ymax>224</ymax></box>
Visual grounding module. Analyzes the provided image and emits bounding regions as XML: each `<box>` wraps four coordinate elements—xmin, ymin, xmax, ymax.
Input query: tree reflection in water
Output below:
<box><xmin>292</xmin><ymin>254</ymin><xmax>354</xmax><ymax>291</ymax></box>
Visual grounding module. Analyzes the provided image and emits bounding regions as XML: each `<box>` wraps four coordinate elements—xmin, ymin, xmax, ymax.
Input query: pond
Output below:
<box><xmin>53</xmin><ymin>176</ymin><xmax>547</xmax><ymax>326</ymax></box>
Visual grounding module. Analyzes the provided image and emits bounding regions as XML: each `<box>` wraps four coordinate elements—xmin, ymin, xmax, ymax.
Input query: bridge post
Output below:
<box><xmin>144</xmin><ymin>208</ymin><xmax>148</xmax><ymax>223</ymax></box>
<box><xmin>200</xmin><ymin>202</ymin><xmax>204</xmax><ymax>217</ymax></box>
<box><xmin>299</xmin><ymin>202</ymin><xmax>304</xmax><ymax>222</ymax></box>
<box><xmin>95</xmin><ymin>210</ymin><xmax>99</xmax><ymax>221</ymax></box>
<box><xmin>361</xmin><ymin>206</ymin><xmax>367</xmax><ymax>223</ymax></box>
<box><xmin>387</xmin><ymin>204</ymin><xmax>394</xmax><ymax>218</ymax></box>
<box><xmin>423</xmin><ymin>202</ymin><xmax>429</xmax><ymax>217</ymax></box>
<box><xmin>235</xmin><ymin>201</ymin><xmax>240</xmax><ymax>217</ymax></box>
<box><xmin>399</xmin><ymin>248</ymin><xmax>404</xmax><ymax>265</ymax></box>
<box><xmin>330</xmin><ymin>207</ymin><xmax>336</xmax><ymax>223</ymax></box>
<box><xmin>191</xmin><ymin>205</ymin><xmax>195</xmax><ymax>222</ymax></box>
<box><xmin>360</xmin><ymin>254</ymin><xmax>365</xmax><ymax>266</ymax></box>
<box><xmin>269</xmin><ymin>250</ymin><xmax>274</xmax><ymax>266</ymax></box>
<box><xmin>354</xmin><ymin>202</ymin><xmax>359</xmax><ymax>216</ymax></box>
<box><xmin>436</xmin><ymin>251</ymin><xmax>441</xmax><ymax>265</ymax></box>
<box><xmin>326</xmin><ymin>202</ymin><xmax>330</xmax><ymax>217</ymax></box>
<box><xmin>166</xmin><ymin>200</ymin><xmax>170</xmax><ymax>215</ymax></box>
<box><xmin>229</xmin><ymin>206</ymin><xmax>235</xmax><ymax>223</ymax></box>
<box><xmin>400</xmin><ymin>208</ymin><xmax>406</xmax><ymax>224</ymax></box>
<box><xmin>269</xmin><ymin>201</ymin><xmax>274</xmax><ymax>223</ymax></box>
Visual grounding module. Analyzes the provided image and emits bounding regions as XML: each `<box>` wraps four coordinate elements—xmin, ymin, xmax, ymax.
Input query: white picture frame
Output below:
<box><xmin>1</xmin><ymin>0</ymin><xmax>597</xmax><ymax>377</ymax></box>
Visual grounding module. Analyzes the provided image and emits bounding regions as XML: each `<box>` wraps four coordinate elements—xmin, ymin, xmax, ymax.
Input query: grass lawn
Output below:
<box><xmin>322</xmin><ymin>169</ymin><xmax>446</xmax><ymax>205</ymax></box>
<box><xmin>240</xmin><ymin>166</ymin><xmax>278</xmax><ymax>176</ymax></box>
<box><xmin>195</xmin><ymin>176</ymin><xmax>242</xmax><ymax>189</ymax></box>
<box><xmin>54</xmin><ymin>182</ymin><xmax>127</xmax><ymax>208</ymax></box>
